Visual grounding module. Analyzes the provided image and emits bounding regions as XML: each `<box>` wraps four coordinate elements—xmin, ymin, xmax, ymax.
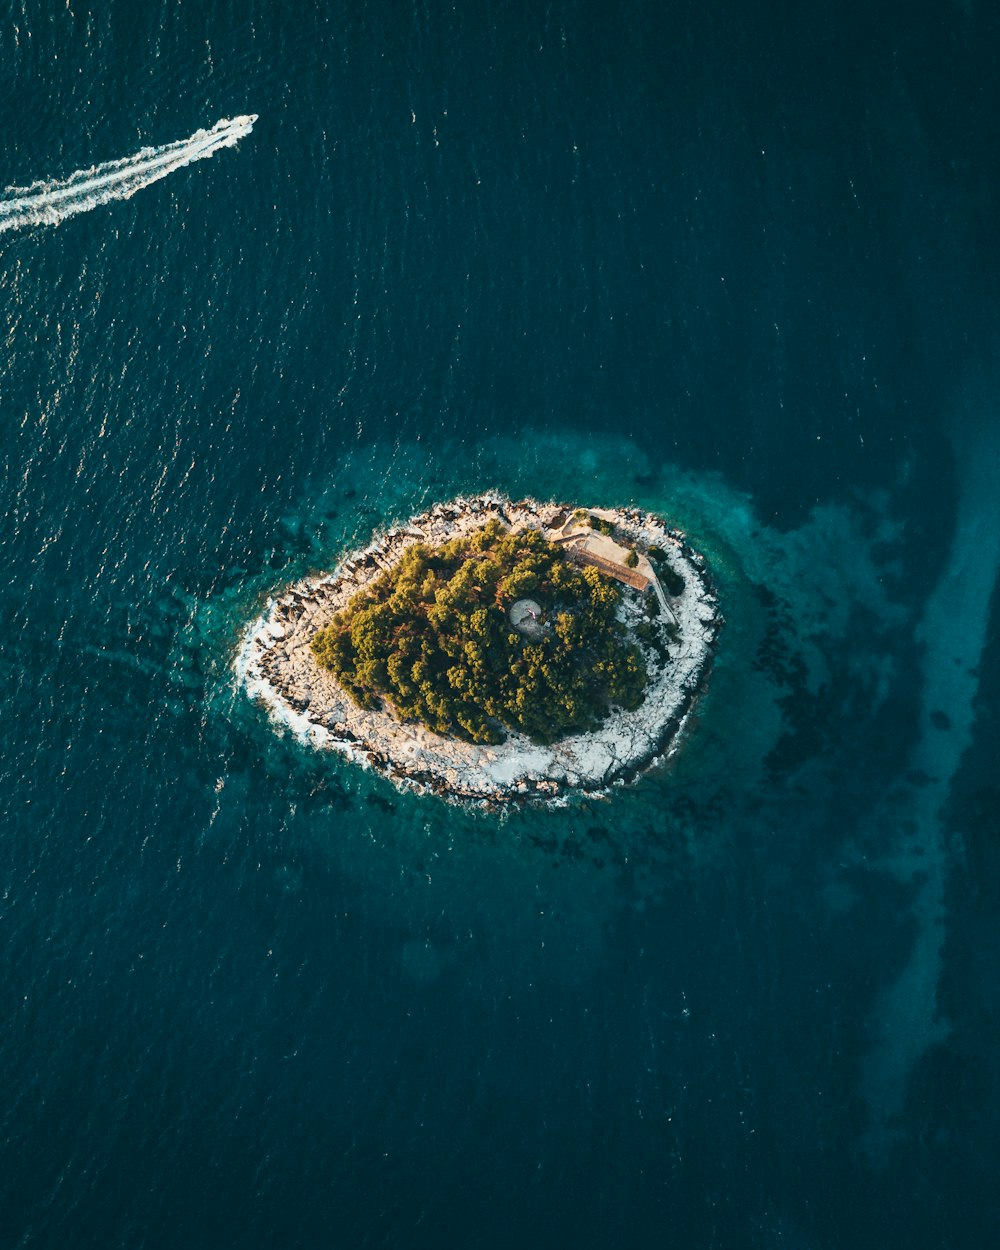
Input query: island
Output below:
<box><xmin>237</xmin><ymin>495</ymin><xmax>721</xmax><ymax>804</ymax></box>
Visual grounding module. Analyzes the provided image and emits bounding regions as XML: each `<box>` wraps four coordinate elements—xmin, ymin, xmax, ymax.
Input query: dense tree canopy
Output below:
<box><xmin>310</xmin><ymin>520</ymin><xmax>648</xmax><ymax>744</ymax></box>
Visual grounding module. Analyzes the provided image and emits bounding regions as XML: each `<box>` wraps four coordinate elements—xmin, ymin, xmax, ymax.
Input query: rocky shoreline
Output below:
<box><xmin>235</xmin><ymin>495</ymin><xmax>722</xmax><ymax>805</ymax></box>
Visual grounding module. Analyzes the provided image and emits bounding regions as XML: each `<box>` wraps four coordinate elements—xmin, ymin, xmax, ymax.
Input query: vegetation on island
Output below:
<box><xmin>310</xmin><ymin>519</ymin><xmax>649</xmax><ymax>745</ymax></box>
<box><xmin>647</xmin><ymin>546</ymin><xmax>686</xmax><ymax>596</ymax></box>
<box><xmin>573</xmin><ymin>508</ymin><xmax>616</xmax><ymax>537</ymax></box>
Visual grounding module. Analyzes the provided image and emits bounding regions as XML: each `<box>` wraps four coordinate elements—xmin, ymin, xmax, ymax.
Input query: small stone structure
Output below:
<box><xmin>509</xmin><ymin>598</ymin><xmax>544</xmax><ymax>638</ymax></box>
<box><xmin>563</xmin><ymin>546</ymin><xmax>652</xmax><ymax>593</ymax></box>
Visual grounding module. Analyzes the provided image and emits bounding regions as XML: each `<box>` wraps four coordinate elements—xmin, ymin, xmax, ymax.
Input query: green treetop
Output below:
<box><xmin>310</xmin><ymin>519</ymin><xmax>648</xmax><ymax>744</ymax></box>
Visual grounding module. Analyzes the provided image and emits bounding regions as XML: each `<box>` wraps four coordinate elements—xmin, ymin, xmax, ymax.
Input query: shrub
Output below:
<box><xmin>660</xmin><ymin>565</ymin><xmax>685</xmax><ymax>597</ymax></box>
<box><xmin>586</xmin><ymin>514</ymin><xmax>615</xmax><ymax>536</ymax></box>
<box><xmin>646</xmin><ymin>545</ymin><xmax>685</xmax><ymax>596</ymax></box>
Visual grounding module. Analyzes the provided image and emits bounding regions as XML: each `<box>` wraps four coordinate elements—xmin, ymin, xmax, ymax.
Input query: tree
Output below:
<box><xmin>310</xmin><ymin>521</ymin><xmax>651</xmax><ymax>744</ymax></box>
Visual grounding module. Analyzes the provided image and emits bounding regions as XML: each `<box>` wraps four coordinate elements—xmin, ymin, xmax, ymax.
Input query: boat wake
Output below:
<box><xmin>0</xmin><ymin>115</ymin><xmax>257</xmax><ymax>233</ymax></box>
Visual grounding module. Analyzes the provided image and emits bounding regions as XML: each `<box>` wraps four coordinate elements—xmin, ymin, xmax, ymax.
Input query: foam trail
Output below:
<box><xmin>0</xmin><ymin>115</ymin><xmax>257</xmax><ymax>233</ymax></box>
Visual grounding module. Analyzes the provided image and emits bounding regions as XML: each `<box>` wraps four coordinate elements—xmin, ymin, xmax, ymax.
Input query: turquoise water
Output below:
<box><xmin>2</xmin><ymin>3</ymin><xmax>999</xmax><ymax>1247</ymax></box>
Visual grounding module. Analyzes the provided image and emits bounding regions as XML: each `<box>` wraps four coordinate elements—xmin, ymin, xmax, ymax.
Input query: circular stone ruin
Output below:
<box><xmin>508</xmin><ymin>598</ymin><xmax>544</xmax><ymax>639</ymax></box>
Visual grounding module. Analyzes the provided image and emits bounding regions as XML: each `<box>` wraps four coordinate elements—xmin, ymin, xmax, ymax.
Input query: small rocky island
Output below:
<box><xmin>237</xmin><ymin>495</ymin><xmax>721</xmax><ymax>804</ymax></box>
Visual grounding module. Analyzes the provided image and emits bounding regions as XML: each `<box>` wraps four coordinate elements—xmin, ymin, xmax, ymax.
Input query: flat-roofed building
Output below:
<box><xmin>564</xmin><ymin>546</ymin><xmax>653</xmax><ymax>593</ymax></box>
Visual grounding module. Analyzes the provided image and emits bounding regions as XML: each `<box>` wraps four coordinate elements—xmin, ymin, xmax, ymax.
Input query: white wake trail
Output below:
<box><xmin>0</xmin><ymin>115</ymin><xmax>257</xmax><ymax>233</ymax></box>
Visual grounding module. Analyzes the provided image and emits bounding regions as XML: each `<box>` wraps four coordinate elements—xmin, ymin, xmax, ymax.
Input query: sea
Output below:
<box><xmin>2</xmin><ymin>2</ymin><xmax>998</xmax><ymax>1247</ymax></box>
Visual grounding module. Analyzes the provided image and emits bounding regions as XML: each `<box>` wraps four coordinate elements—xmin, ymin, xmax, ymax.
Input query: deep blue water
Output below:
<box><xmin>2</xmin><ymin>2</ymin><xmax>999</xmax><ymax>1247</ymax></box>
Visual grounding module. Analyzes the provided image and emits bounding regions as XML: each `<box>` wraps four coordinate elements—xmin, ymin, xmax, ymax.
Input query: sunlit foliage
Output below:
<box><xmin>311</xmin><ymin>520</ymin><xmax>648</xmax><ymax>744</ymax></box>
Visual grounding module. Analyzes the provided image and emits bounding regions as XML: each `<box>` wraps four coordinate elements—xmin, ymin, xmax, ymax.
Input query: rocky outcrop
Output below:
<box><xmin>235</xmin><ymin>495</ymin><xmax>722</xmax><ymax>805</ymax></box>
